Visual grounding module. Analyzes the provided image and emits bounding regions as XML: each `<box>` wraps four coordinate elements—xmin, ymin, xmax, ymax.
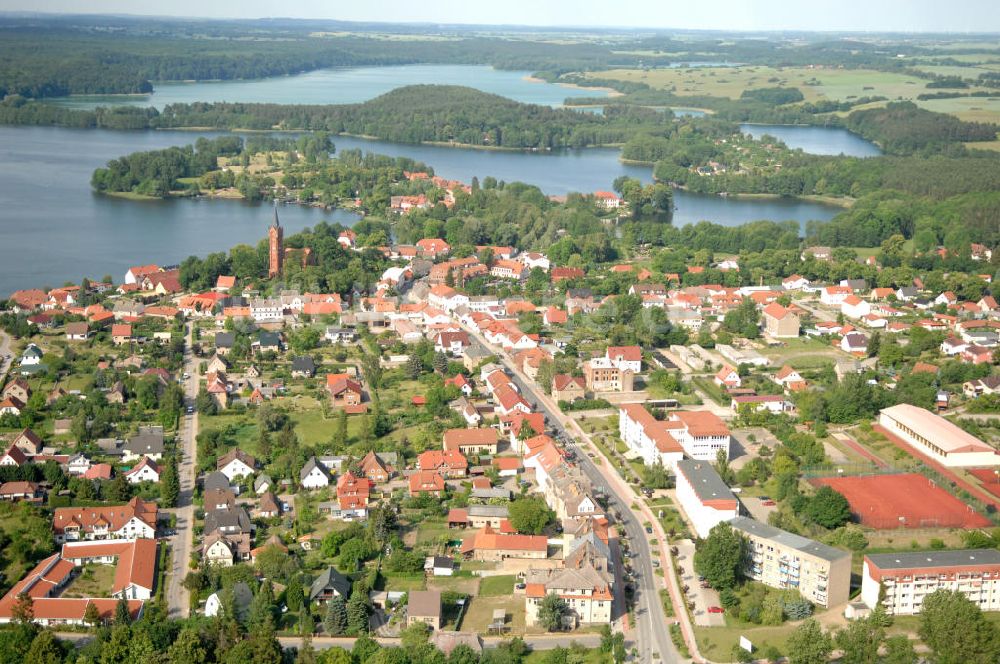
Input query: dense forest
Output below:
<box><xmin>1</xmin><ymin>16</ymin><xmax>994</xmax><ymax>100</ymax></box>
<box><xmin>0</xmin><ymin>17</ymin><xmax>654</xmax><ymax>99</ymax></box>
<box><xmin>845</xmin><ymin>102</ymin><xmax>1000</xmax><ymax>154</ymax></box>
<box><xmin>1</xmin><ymin>86</ymin><xmax>673</xmax><ymax>149</ymax></box>
<box><xmin>90</xmin><ymin>136</ymin><xmax>245</xmax><ymax>197</ymax></box>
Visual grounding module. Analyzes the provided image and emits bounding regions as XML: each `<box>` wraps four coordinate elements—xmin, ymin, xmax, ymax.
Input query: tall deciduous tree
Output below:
<box><xmin>919</xmin><ymin>589</ymin><xmax>1000</xmax><ymax>664</ymax></box>
<box><xmin>693</xmin><ymin>522</ymin><xmax>747</xmax><ymax>591</ymax></box>
<box><xmin>536</xmin><ymin>594</ymin><xmax>568</xmax><ymax>632</ymax></box>
<box><xmin>507</xmin><ymin>496</ymin><xmax>554</xmax><ymax>535</ymax></box>
<box><xmin>786</xmin><ymin>619</ymin><xmax>832</xmax><ymax>664</ymax></box>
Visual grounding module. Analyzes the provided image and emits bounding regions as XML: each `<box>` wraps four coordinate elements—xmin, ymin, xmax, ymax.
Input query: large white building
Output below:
<box><xmin>675</xmin><ymin>460</ymin><xmax>740</xmax><ymax>538</ymax></box>
<box><xmin>862</xmin><ymin>549</ymin><xmax>1000</xmax><ymax>615</ymax></box>
<box><xmin>878</xmin><ymin>404</ymin><xmax>1000</xmax><ymax>467</ymax></box>
<box><xmin>618</xmin><ymin>404</ymin><xmax>684</xmax><ymax>468</ymax></box>
<box><xmin>618</xmin><ymin>405</ymin><xmax>732</xmax><ymax>464</ymax></box>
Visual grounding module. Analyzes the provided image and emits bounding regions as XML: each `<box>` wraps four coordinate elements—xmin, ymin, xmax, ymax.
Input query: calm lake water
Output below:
<box><xmin>740</xmin><ymin>123</ymin><xmax>881</xmax><ymax>157</ymax></box>
<box><xmin>48</xmin><ymin>65</ymin><xmax>612</xmax><ymax>110</ymax></box>
<box><xmin>0</xmin><ymin>125</ymin><xmax>841</xmax><ymax>295</ymax></box>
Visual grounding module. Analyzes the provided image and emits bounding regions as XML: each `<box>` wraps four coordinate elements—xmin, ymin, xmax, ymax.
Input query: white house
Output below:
<box><xmin>67</xmin><ymin>454</ymin><xmax>92</xmax><ymax>476</ymax></box>
<box><xmin>841</xmin><ymin>295</ymin><xmax>871</xmax><ymax>320</ymax></box>
<box><xmin>520</xmin><ymin>252</ymin><xmax>550</xmax><ymax>271</ymax></box>
<box><xmin>820</xmin><ymin>286</ymin><xmax>852</xmax><ymax>306</ymax></box>
<box><xmin>124</xmin><ymin>457</ymin><xmax>160</xmax><ymax>484</ymax></box>
<box><xmin>841</xmin><ymin>332</ymin><xmax>869</xmax><ymax>354</ymax></box>
<box><xmin>300</xmin><ymin>457</ymin><xmax>331</xmax><ymax>489</ymax></box>
<box><xmin>218</xmin><ymin>450</ymin><xmax>256</xmax><ymax>481</ymax></box>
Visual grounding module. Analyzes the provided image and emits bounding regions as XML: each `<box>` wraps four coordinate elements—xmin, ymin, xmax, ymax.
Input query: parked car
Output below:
<box><xmin>761</xmin><ymin>499</ymin><xmax>776</xmax><ymax>506</ymax></box>
<box><xmin>645</xmin><ymin>526</ymin><xmax>653</xmax><ymax>534</ymax></box>
<box><xmin>708</xmin><ymin>606</ymin><xmax>724</xmax><ymax>614</ymax></box>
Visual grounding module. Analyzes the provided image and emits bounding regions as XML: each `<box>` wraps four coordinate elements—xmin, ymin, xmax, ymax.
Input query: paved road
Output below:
<box><xmin>463</xmin><ymin>325</ymin><xmax>683</xmax><ymax>664</ymax></box>
<box><xmin>165</xmin><ymin>323</ymin><xmax>200</xmax><ymax>618</ymax></box>
<box><xmin>0</xmin><ymin>329</ymin><xmax>13</xmax><ymax>384</ymax></box>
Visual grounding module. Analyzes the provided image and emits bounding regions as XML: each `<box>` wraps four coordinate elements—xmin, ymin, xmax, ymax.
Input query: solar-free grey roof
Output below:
<box><xmin>729</xmin><ymin>516</ymin><xmax>848</xmax><ymax>563</ymax></box>
<box><xmin>676</xmin><ymin>460</ymin><xmax>737</xmax><ymax>504</ymax></box>
<box><xmin>867</xmin><ymin>549</ymin><xmax>1000</xmax><ymax>571</ymax></box>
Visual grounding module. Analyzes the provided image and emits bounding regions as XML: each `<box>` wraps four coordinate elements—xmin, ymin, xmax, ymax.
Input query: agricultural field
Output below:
<box><xmin>585</xmin><ymin>66</ymin><xmax>929</xmax><ymax>103</ymax></box>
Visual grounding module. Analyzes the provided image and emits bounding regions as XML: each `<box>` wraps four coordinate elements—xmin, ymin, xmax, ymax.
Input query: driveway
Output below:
<box><xmin>675</xmin><ymin>540</ymin><xmax>724</xmax><ymax>627</ymax></box>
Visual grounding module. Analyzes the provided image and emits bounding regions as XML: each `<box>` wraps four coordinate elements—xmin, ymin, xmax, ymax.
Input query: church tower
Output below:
<box><xmin>268</xmin><ymin>203</ymin><xmax>283</xmax><ymax>278</ymax></box>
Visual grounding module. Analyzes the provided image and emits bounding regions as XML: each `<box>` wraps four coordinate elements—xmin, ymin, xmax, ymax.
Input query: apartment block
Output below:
<box><xmin>729</xmin><ymin>516</ymin><xmax>850</xmax><ymax>608</ymax></box>
<box><xmin>862</xmin><ymin>549</ymin><xmax>1000</xmax><ymax>615</ymax></box>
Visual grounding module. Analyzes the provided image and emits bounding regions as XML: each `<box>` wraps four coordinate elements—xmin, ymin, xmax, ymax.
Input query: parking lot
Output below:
<box><xmin>675</xmin><ymin>539</ymin><xmax>725</xmax><ymax>627</ymax></box>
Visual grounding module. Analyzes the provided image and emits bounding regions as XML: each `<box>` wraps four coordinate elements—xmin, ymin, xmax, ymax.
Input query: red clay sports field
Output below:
<box><xmin>811</xmin><ymin>473</ymin><xmax>991</xmax><ymax>529</ymax></box>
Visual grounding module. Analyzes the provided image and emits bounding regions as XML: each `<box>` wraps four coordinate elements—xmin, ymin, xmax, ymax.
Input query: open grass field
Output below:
<box><xmin>585</xmin><ymin>65</ymin><xmax>1000</xmax><ymax>123</ymax></box>
<box><xmin>586</xmin><ymin>67</ymin><xmax>929</xmax><ymax>103</ymax></box>
<box><xmin>478</xmin><ymin>574</ymin><xmax>517</xmax><ymax>597</ymax></box>
<box><xmin>918</xmin><ymin>95</ymin><xmax>1000</xmax><ymax>123</ymax></box>
<box><xmin>461</xmin><ymin>594</ymin><xmax>528</xmax><ymax>634</ymax></box>
<box><xmin>812</xmin><ymin>473</ymin><xmax>992</xmax><ymax>529</ymax></box>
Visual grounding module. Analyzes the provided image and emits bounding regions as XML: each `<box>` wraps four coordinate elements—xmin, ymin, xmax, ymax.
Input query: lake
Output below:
<box><xmin>48</xmin><ymin>65</ymin><xmax>613</xmax><ymax>110</ymax></box>
<box><xmin>0</xmin><ymin>125</ymin><xmax>842</xmax><ymax>295</ymax></box>
<box><xmin>740</xmin><ymin>123</ymin><xmax>881</xmax><ymax>157</ymax></box>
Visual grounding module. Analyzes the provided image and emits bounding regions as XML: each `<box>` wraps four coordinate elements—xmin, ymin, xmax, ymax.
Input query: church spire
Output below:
<box><xmin>272</xmin><ymin>200</ymin><xmax>280</xmax><ymax>228</ymax></box>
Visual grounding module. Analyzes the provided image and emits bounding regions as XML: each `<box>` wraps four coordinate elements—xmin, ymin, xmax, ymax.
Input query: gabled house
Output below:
<box><xmin>300</xmin><ymin>457</ymin><xmax>331</xmax><ymax>489</ymax></box>
<box><xmin>122</xmin><ymin>427</ymin><xmax>164</xmax><ymax>463</ymax></box>
<box><xmin>309</xmin><ymin>567</ymin><xmax>352</xmax><ymax>604</ymax></box>
<box><xmin>552</xmin><ymin>375</ymin><xmax>586</xmax><ymax>403</ymax></box>
<box><xmin>124</xmin><ymin>457</ymin><xmax>160</xmax><ymax>484</ymax></box>
<box><xmin>714</xmin><ymin>365</ymin><xmax>741</xmax><ymax>389</ymax></box>
<box><xmin>217</xmin><ymin>449</ymin><xmax>256</xmax><ymax>481</ymax></box>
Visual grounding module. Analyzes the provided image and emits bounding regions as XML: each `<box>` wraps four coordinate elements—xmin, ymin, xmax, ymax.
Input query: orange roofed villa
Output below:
<box><xmin>0</xmin><ymin>538</ymin><xmax>156</xmax><ymax>626</ymax></box>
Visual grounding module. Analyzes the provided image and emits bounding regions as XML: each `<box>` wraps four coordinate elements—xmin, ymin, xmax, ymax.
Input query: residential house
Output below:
<box><xmin>409</xmin><ymin>471</ymin><xmax>446</xmax><ymax>497</ymax></box>
<box><xmin>326</xmin><ymin>373</ymin><xmax>364</xmax><ymax>409</ymax></box>
<box><xmin>714</xmin><ymin>365</ymin><xmax>741</xmax><ymax>389</ymax></box>
<box><xmin>418</xmin><ymin>450</ymin><xmax>469</xmax><ymax>478</ymax></box>
<box><xmin>290</xmin><ymin>356</ymin><xmax>316</xmax><ymax>379</ymax></box>
<box><xmin>124</xmin><ymin>458</ymin><xmax>160</xmax><ymax>484</ymax></box>
<box><xmin>583</xmin><ymin>358</ymin><xmax>634</xmax><ymax>393</ymax></box>
<box><xmin>761</xmin><ymin>303</ymin><xmax>800</xmax><ymax>338</ymax></box>
<box><xmin>309</xmin><ymin>567</ymin><xmax>352</xmax><ymax>604</ymax></box>
<box><xmin>217</xmin><ymin>449</ymin><xmax>256</xmax><ymax>481</ymax></box>
<box><xmin>407</xmin><ymin>590</ymin><xmax>443</xmax><ymax>630</ymax></box>
<box><xmin>552</xmin><ymin>375</ymin><xmax>586</xmax><ymax>403</ymax></box>
<box><xmin>300</xmin><ymin>457</ymin><xmax>331</xmax><ymax>489</ymax></box>
<box><xmin>53</xmin><ymin>497</ymin><xmax>158</xmax><ymax>542</ymax></box>
<box><xmin>122</xmin><ymin>427</ymin><xmax>164</xmax><ymax>463</ymax></box>
<box><xmin>443</xmin><ymin>428</ymin><xmax>500</xmax><ymax>456</ymax></box>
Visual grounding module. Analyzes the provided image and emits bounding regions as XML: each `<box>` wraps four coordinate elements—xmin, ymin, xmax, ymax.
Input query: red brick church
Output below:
<box><xmin>268</xmin><ymin>204</ymin><xmax>313</xmax><ymax>278</ymax></box>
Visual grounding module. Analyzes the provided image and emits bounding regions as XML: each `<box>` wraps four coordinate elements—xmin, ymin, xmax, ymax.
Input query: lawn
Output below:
<box><xmin>382</xmin><ymin>573</ymin><xmax>426</xmax><ymax>592</ymax></box>
<box><xmin>478</xmin><ymin>575</ymin><xmax>517</xmax><ymax>597</ymax></box>
<box><xmin>694</xmin><ymin>623</ymin><xmax>795</xmax><ymax>662</ymax></box>
<box><xmin>414</xmin><ymin>519</ymin><xmax>455</xmax><ymax>549</ymax></box>
<box><xmin>461</xmin><ymin>594</ymin><xmax>528</xmax><ymax>634</ymax></box>
<box><xmin>758</xmin><ymin>337</ymin><xmax>840</xmax><ymax>370</ymax></box>
<box><xmin>61</xmin><ymin>564</ymin><xmax>116</xmax><ymax>598</ymax></box>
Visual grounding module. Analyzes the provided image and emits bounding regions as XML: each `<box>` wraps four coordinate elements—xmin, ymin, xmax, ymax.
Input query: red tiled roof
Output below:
<box><xmin>443</xmin><ymin>428</ymin><xmax>499</xmax><ymax>451</ymax></box>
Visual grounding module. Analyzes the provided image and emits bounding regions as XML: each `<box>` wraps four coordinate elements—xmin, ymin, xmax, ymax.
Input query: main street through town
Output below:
<box><xmin>164</xmin><ymin>323</ymin><xmax>201</xmax><ymax>618</ymax></box>
<box><xmin>460</xmin><ymin>323</ymin><xmax>692</xmax><ymax>664</ymax></box>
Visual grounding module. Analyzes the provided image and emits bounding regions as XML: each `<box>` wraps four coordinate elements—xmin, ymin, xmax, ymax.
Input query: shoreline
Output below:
<box><xmin>522</xmin><ymin>75</ymin><xmax>624</xmax><ymax>99</ymax></box>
